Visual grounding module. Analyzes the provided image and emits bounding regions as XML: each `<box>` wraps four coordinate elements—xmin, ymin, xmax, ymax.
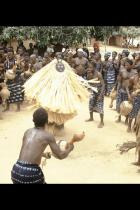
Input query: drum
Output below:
<box><xmin>120</xmin><ymin>101</ymin><xmax>133</xmax><ymax>116</ymax></box>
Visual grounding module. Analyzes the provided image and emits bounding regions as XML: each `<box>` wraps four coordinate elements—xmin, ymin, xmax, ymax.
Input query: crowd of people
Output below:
<box><xmin>61</xmin><ymin>43</ymin><xmax>140</xmax><ymax>133</ymax></box>
<box><xmin>0</xmin><ymin>42</ymin><xmax>55</xmax><ymax>113</ymax></box>
<box><xmin>1</xmin><ymin>41</ymin><xmax>140</xmax><ymax>133</ymax></box>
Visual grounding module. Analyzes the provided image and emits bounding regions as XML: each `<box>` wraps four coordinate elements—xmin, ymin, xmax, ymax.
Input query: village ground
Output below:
<box><xmin>0</xmin><ymin>45</ymin><xmax>140</xmax><ymax>184</ymax></box>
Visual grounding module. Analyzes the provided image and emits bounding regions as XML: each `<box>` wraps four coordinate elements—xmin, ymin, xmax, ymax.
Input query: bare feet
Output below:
<box><xmin>98</xmin><ymin>122</ymin><xmax>104</xmax><ymax>128</ymax></box>
<box><xmin>132</xmin><ymin>162</ymin><xmax>140</xmax><ymax>166</ymax></box>
<box><xmin>85</xmin><ymin>118</ymin><xmax>94</xmax><ymax>122</ymax></box>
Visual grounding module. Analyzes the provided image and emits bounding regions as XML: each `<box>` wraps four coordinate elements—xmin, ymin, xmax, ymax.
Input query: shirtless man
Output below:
<box><xmin>11</xmin><ymin>108</ymin><xmax>85</xmax><ymax>184</ymax></box>
<box><xmin>85</xmin><ymin>62</ymin><xmax>105</xmax><ymax>128</ymax></box>
<box><xmin>127</xmin><ymin>65</ymin><xmax>140</xmax><ymax>132</ymax></box>
<box><xmin>73</xmin><ymin>49</ymin><xmax>88</xmax><ymax>78</ymax></box>
<box><xmin>116</xmin><ymin>58</ymin><xmax>136</xmax><ymax>123</ymax></box>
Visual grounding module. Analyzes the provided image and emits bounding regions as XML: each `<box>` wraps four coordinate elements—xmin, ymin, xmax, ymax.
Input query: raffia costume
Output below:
<box><xmin>23</xmin><ymin>58</ymin><xmax>89</xmax><ymax>125</ymax></box>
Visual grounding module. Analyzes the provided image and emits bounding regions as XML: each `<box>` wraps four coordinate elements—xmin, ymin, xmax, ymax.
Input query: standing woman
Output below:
<box><xmin>4</xmin><ymin>62</ymin><xmax>24</xmax><ymax>112</ymax></box>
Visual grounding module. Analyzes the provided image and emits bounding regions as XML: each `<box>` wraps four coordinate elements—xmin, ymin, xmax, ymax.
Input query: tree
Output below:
<box><xmin>93</xmin><ymin>26</ymin><xmax>120</xmax><ymax>51</ymax></box>
<box><xmin>0</xmin><ymin>26</ymin><xmax>94</xmax><ymax>47</ymax></box>
<box><xmin>119</xmin><ymin>26</ymin><xmax>140</xmax><ymax>46</ymax></box>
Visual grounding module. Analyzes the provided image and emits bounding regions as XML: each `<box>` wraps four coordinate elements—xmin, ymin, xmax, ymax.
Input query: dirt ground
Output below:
<box><xmin>0</xmin><ymin>96</ymin><xmax>140</xmax><ymax>184</ymax></box>
<box><xmin>1</xmin><ymin>45</ymin><xmax>140</xmax><ymax>184</ymax></box>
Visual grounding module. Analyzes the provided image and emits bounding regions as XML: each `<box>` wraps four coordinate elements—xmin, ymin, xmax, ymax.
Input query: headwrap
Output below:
<box><xmin>122</xmin><ymin>50</ymin><xmax>130</xmax><ymax>57</ymax></box>
<box><xmin>77</xmin><ymin>48</ymin><xmax>84</xmax><ymax>53</ymax></box>
<box><xmin>112</xmin><ymin>51</ymin><xmax>117</xmax><ymax>55</ymax></box>
<box><xmin>77</xmin><ymin>48</ymin><xmax>84</xmax><ymax>56</ymax></box>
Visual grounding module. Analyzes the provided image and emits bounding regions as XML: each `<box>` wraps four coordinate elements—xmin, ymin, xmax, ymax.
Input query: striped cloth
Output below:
<box><xmin>116</xmin><ymin>88</ymin><xmax>128</xmax><ymax>113</ymax></box>
<box><xmin>7</xmin><ymin>80</ymin><xmax>24</xmax><ymax>104</ymax></box>
<box><xmin>106</xmin><ymin>64</ymin><xmax>116</xmax><ymax>95</ymax></box>
<box><xmin>11</xmin><ymin>161</ymin><xmax>46</xmax><ymax>184</ymax></box>
<box><xmin>129</xmin><ymin>95</ymin><xmax>140</xmax><ymax>119</ymax></box>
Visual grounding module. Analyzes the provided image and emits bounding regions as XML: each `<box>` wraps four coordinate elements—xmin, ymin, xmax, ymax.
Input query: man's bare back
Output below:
<box><xmin>18</xmin><ymin>127</ymin><xmax>78</xmax><ymax>165</ymax></box>
<box><xmin>19</xmin><ymin>128</ymin><xmax>50</xmax><ymax>165</ymax></box>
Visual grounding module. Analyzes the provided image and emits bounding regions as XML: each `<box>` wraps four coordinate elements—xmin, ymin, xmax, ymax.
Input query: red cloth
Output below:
<box><xmin>93</xmin><ymin>42</ymin><xmax>99</xmax><ymax>49</ymax></box>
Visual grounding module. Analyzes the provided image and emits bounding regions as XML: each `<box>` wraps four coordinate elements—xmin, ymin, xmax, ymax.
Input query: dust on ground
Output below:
<box><xmin>0</xmin><ymin>96</ymin><xmax>139</xmax><ymax>184</ymax></box>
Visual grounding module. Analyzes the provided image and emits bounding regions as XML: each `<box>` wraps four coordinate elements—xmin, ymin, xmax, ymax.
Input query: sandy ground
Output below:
<box><xmin>0</xmin><ymin>97</ymin><xmax>140</xmax><ymax>184</ymax></box>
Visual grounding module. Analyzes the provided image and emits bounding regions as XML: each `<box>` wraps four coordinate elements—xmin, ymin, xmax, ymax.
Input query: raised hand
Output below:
<box><xmin>72</xmin><ymin>131</ymin><xmax>85</xmax><ymax>143</ymax></box>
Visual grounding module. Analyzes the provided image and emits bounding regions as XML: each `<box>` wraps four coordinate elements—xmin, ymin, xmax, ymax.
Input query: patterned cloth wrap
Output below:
<box><xmin>129</xmin><ymin>95</ymin><xmax>140</xmax><ymax>119</ymax></box>
<box><xmin>7</xmin><ymin>80</ymin><xmax>24</xmax><ymax>104</ymax></box>
<box><xmin>6</xmin><ymin>71</ymin><xmax>24</xmax><ymax>104</ymax></box>
<box><xmin>89</xmin><ymin>83</ymin><xmax>104</xmax><ymax>114</ymax></box>
<box><xmin>11</xmin><ymin>160</ymin><xmax>46</xmax><ymax>184</ymax></box>
<box><xmin>116</xmin><ymin>88</ymin><xmax>128</xmax><ymax>113</ymax></box>
<box><xmin>106</xmin><ymin>63</ymin><xmax>116</xmax><ymax>95</ymax></box>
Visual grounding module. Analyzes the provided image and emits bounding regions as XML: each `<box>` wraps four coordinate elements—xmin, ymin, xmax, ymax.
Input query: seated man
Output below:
<box><xmin>11</xmin><ymin>108</ymin><xmax>85</xmax><ymax>184</ymax></box>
